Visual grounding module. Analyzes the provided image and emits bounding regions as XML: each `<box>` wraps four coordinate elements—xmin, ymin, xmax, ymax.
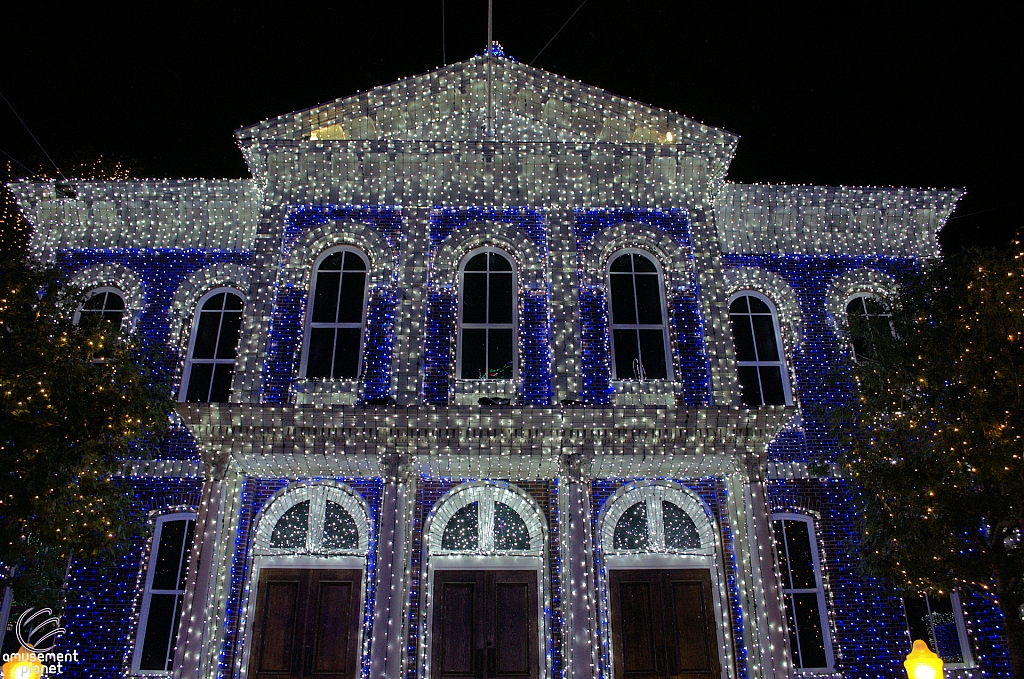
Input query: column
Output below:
<box><xmin>560</xmin><ymin>453</ymin><xmax>599</xmax><ymax>679</ymax></box>
<box><xmin>174</xmin><ymin>450</ymin><xmax>243</xmax><ymax>679</ymax></box>
<box><xmin>370</xmin><ymin>453</ymin><xmax>415</xmax><ymax>679</ymax></box>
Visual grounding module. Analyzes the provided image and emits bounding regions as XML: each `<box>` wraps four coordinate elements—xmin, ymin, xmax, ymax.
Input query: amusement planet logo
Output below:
<box><xmin>1</xmin><ymin>609</ymin><xmax>77</xmax><ymax>678</ymax></box>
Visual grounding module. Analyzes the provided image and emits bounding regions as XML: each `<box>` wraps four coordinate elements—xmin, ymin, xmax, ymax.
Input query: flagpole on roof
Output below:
<box><xmin>486</xmin><ymin>0</ymin><xmax>493</xmax><ymax>138</ymax></box>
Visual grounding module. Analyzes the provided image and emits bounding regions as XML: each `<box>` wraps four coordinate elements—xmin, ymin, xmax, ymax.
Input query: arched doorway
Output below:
<box><xmin>241</xmin><ymin>482</ymin><xmax>372</xmax><ymax>679</ymax></box>
<box><xmin>421</xmin><ymin>481</ymin><xmax>549</xmax><ymax>679</ymax></box>
<box><xmin>598</xmin><ymin>481</ymin><xmax>732</xmax><ymax>679</ymax></box>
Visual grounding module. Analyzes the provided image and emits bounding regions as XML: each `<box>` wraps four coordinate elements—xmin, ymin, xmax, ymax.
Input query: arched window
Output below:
<box><xmin>180</xmin><ymin>289</ymin><xmax>244</xmax><ymax>403</ymax></box>
<box><xmin>302</xmin><ymin>248</ymin><xmax>369</xmax><ymax>380</ymax></box>
<box><xmin>772</xmin><ymin>514</ymin><xmax>834</xmax><ymax>671</ymax></box>
<box><xmin>845</xmin><ymin>293</ymin><xmax>891</xmax><ymax>361</ymax></box>
<box><xmin>131</xmin><ymin>512</ymin><xmax>196</xmax><ymax>673</ymax></box>
<box><xmin>253</xmin><ymin>483</ymin><xmax>371</xmax><ymax>557</ymax></box>
<box><xmin>76</xmin><ymin>287</ymin><xmax>126</xmax><ymax>332</ymax></box>
<box><xmin>728</xmin><ymin>293</ymin><xmax>791</xmax><ymax>405</ymax></box>
<box><xmin>608</xmin><ymin>251</ymin><xmax>670</xmax><ymax>380</ymax></box>
<box><xmin>458</xmin><ymin>249</ymin><xmax>515</xmax><ymax>380</ymax></box>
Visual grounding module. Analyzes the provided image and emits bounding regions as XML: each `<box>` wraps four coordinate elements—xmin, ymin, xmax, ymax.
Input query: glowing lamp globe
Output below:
<box><xmin>1</xmin><ymin>647</ymin><xmax>43</xmax><ymax>679</ymax></box>
<box><xmin>904</xmin><ymin>640</ymin><xmax>943</xmax><ymax>679</ymax></box>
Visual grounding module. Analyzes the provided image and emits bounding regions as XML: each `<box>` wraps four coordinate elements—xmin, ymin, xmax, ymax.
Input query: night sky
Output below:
<box><xmin>1</xmin><ymin>2</ymin><xmax>1019</xmax><ymax>249</ymax></box>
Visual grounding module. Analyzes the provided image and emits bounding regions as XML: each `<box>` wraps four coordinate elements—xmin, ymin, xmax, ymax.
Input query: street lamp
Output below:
<box><xmin>905</xmin><ymin>639</ymin><xmax>944</xmax><ymax>679</ymax></box>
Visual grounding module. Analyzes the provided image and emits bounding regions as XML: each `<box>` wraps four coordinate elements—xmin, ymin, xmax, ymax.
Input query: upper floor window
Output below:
<box><xmin>772</xmin><ymin>514</ymin><xmax>834</xmax><ymax>672</ymax></box>
<box><xmin>845</xmin><ymin>293</ymin><xmax>891</xmax><ymax>362</ymax></box>
<box><xmin>132</xmin><ymin>512</ymin><xmax>196</xmax><ymax>674</ymax></box>
<box><xmin>608</xmin><ymin>251</ymin><xmax>670</xmax><ymax>380</ymax></box>
<box><xmin>903</xmin><ymin>591</ymin><xmax>973</xmax><ymax>667</ymax></box>
<box><xmin>180</xmin><ymin>289</ymin><xmax>244</xmax><ymax>403</ymax></box>
<box><xmin>302</xmin><ymin>248</ymin><xmax>368</xmax><ymax>380</ymax></box>
<box><xmin>76</xmin><ymin>287</ymin><xmax>126</xmax><ymax>333</ymax></box>
<box><xmin>729</xmin><ymin>293</ymin><xmax>791</xmax><ymax>405</ymax></box>
<box><xmin>458</xmin><ymin>249</ymin><xmax>515</xmax><ymax>380</ymax></box>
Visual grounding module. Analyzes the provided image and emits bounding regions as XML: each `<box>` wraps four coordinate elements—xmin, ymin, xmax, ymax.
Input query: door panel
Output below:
<box><xmin>249</xmin><ymin>568</ymin><xmax>363</xmax><ymax>679</ymax></box>
<box><xmin>609</xmin><ymin>569</ymin><xmax>720</xmax><ymax>679</ymax></box>
<box><xmin>432</xmin><ymin>570</ymin><xmax>539</xmax><ymax>679</ymax></box>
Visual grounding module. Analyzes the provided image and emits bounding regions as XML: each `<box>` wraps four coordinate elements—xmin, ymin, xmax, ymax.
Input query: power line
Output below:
<box><xmin>0</xmin><ymin>147</ymin><xmax>34</xmax><ymax>175</ymax></box>
<box><xmin>0</xmin><ymin>89</ymin><xmax>66</xmax><ymax>181</ymax></box>
<box><xmin>442</xmin><ymin>0</ymin><xmax>447</xmax><ymax>65</ymax></box>
<box><xmin>529</xmin><ymin>0</ymin><xmax>590</xmax><ymax>66</ymax></box>
<box><xmin>945</xmin><ymin>198</ymin><xmax>1024</xmax><ymax>221</ymax></box>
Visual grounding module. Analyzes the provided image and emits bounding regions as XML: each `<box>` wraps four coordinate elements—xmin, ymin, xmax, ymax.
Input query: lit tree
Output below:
<box><xmin>832</xmin><ymin>245</ymin><xmax>1024</xmax><ymax>677</ymax></box>
<box><xmin>0</xmin><ymin>159</ymin><xmax>171</xmax><ymax>607</ymax></box>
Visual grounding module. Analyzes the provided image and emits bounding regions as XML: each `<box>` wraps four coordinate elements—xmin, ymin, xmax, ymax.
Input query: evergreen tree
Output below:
<box><xmin>1</xmin><ymin>161</ymin><xmax>171</xmax><ymax>607</ymax></box>
<box><xmin>833</xmin><ymin>245</ymin><xmax>1024</xmax><ymax>677</ymax></box>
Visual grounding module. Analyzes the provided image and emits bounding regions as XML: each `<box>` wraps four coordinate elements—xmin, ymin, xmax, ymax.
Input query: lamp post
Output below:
<box><xmin>905</xmin><ymin>639</ymin><xmax>944</xmax><ymax>679</ymax></box>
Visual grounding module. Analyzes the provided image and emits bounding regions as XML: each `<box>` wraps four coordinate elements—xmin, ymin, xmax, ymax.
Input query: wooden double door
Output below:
<box><xmin>248</xmin><ymin>568</ymin><xmax>363</xmax><ymax>679</ymax></box>
<box><xmin>432</xmin><ymin>570</ymin><xmax>539</xmax><ymax>679</ymax></box>
<box><xmin>608</xmin><ymin>569</ymin><xmax>720</xmax><ymax>679</ymax></box>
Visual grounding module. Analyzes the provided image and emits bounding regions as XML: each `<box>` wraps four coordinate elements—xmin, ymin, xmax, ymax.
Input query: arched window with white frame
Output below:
<box><xmin>243</xmin><ymin>482</ymin><xmax>371</xmax><ymax>679</ymax></box>
<box><xmin>301</xmin><ymin>247</ymin><xmax>369</xmax><ymax>380</ymax></box>
<box><xmin>772</xmin><ymin>513</ymin><xmax>835</xmax><ymax>672</ymax></box>
<box><xmin>598</xmin><ymin>482</ymin><xmax>729</xmax><ymax>679</ymax></box>
<box><xmin>131</xmin><ymin>512</ymin><xmax>196</xmax><ymax>674</ymax></box>
<box><xmin>422</xmin><ymin>482</ymin><xmax>548</xmax><ymax>679</ymax></box>
<box><xmin>180</xmin><ymin>288</ymin><xmax>244</xmax><ymax>403</ymax></box>
<box><xmin>75</xmin><ymin>287</ymin><xmax>126</xmax><ymax>333</ymax></box>
<box><xmin>458</xmin><ymin>248</ymin><xmax>516</xmax><ymax>380</ymax></box>
<box><xmin>728</xmin><ymin>292</ymin><xmax>792</xmax><ymax>405</ymax></box>
<box><xmin>608</xmin><ymin>250</ymin><xmax>671</xmax><ymax>380</ymax></box>
<box><xmin>845</xmin><ymin>293</ymin><xmax>892</xmax><ymax>362</ymax></box>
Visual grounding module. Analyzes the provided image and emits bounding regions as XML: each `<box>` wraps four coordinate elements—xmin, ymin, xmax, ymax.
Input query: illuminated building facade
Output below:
<box><xmin>11</xmin><ymin>50</ymin><xmax>1011</xmax><ymax>679</ymax></box>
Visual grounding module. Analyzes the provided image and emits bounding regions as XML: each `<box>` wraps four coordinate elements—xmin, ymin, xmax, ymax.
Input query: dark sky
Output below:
<box><xmin>1</xmin><ymin>2</ymin><xmax>1019</xmax><ymax>249</ymax></box>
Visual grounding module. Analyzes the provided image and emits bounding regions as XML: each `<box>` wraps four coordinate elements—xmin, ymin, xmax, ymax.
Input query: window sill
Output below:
<box><xmin>452</xmin><ymin>379</ymin><xmax>517</xmax><ymax>405</ymax></box>
<box><xmin>292</xmin><ymin>378</ymin><xmax>360</xmax><ymax>405</ymax></box>
<box><xmin>611</xmin><ymin>380</ymin><xmax>680</xmax><ymax>406</ymax></box>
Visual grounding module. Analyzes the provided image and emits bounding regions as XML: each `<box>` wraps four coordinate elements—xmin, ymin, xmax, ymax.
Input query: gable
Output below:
<box><xmin>234</xmin><ymin>54</ymin><xmax>738</xmax><ymax>152</ymax></box>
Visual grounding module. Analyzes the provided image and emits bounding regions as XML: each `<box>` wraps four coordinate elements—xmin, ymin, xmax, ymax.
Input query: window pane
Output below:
<box><xmin>784</xmin><ymin>593</ymin><xmax>801</xmax><ymax>668</ymax></box>
<box><xmin>333</xmin><ymin>327</ymin><xmax>362</xmax><ymax>378</ymax></box>
<box><xmin>179</xmin><ymin>520</ymin><xmax>195</xmax><ymax>589</ymax></box>
<box><xmin>337</xmin><ymin>271</ymin><xmax>366</xmax><ymax>323</ymax></box>
<box><xmin>224</xmin><ymin>293</ymin><xmax>243</xmax><ymax>311</ymax></box>
<box><xmin>185</xmin><ymin>364</ymin><xmax>213</xmax><ymax>403</ymax></box>
<box><xmin>216</xmin><ymin>311</ymin><xmax>243</xmax><ymax>360</ymax></box>
<box><xmin>846</xmin><ymin>297</ymin><xmax>866</xmax><ymax>317</ymax></box>
<box><xmin>905</xmin><ymin>594</ymin><xmax>964</xmax><ymax>664</ymax></box>
<box><xmin>610</xmin><ymin>254</ymin><xmax>632</xmax><ymax>272</ymax></box>
<box><xmin>83</xmin><ymin>292</ymin><xmax>107</xmax><ymax>310</ymax></box>
<box><xmin>442</xmin><ymin>502</ymin><xmax>479</xmax><ymax>550</ymax></box>
<box><xmin>748</xmin><ymin>296</ymin><xmax>771</xmax><ymax>313</ymax></box>
<box><xmin>462</xmin><ymin>272</ymin><xmax>488</xmax><ymax>324</ymax></box>
<box><xmin>638</xmin><ymin>330</ymin><xmax>668</xmax><ymax>379</ymax></box>
<box><xmin>488</xmin><ymin>329</ymin><xmax>514</xmax><ymax>379</ymax></box>
<box><xmin>613</xmin><ymin>502</ymin><xmax>649</xmax><ymax>550</ymax></box>
<box><xmin>609</xmin><ymin>275</ymin><xmax>637</xmax><ymax>324</ymax></box>
<box><xmin>794</xmin><ymin>593</ymin><xmax>827</xmax><ymax>668</ymax></box>
<box><xmin>464</xmin><ymin>253</ymin><xmax>488</xmax><ymax>271</ymax></box>
<box><xmin>663</xmin><ymin>502</ymin><xmax>700</xmax><ymax>549</ymax></box>
<box><xmin>488</xmin><ymin>272</ymin><xmax>514</xmax><ymax>324</ymax></box>
<box><xmin>613</xmin><ymin>329</ymin><xmax>640</xmax><ymax>380</ymax></box>
<box><xmin>271</xmin><ymin>501</ymin><xmax>310</xmax><ymax>549</ymax></box>
<box><xmin>306</xmin><ymin>328</ymin><xmax>336</xmax><ymax>378</ymax></box>
<box><xmin>139</xmin><ymin>593</ymin><xmax>178</xmax><ymax>670</ymax></box>
<box><xmin>730</xmin><ymin>315</ymin><xmax>757</xmax><ymax>362</ymax></box>
<box><xmin>759</xmin><ymin>366</ymin><xmax>787</xmax><ymax>405</ymax></box>
<box><xmin>729</xmin><ymin>296</ymin><xmax>749</xmax><ymax>314</ymax></box>
<box><xmin>783</xmin><ymin>520</ymin><xmax>816</xmax><ymax>589</ymax></box>
<box><xmin>489</xmin><ymin>252</ymin><xmax>513</xmax><ymax>271</ymax></box>
<box><xmin>633</xmin><ymin>274</ymin><xmax>662</xmax><ymax>324</ymax></box>
<box><xmin>342</xmin><ymin>251</ymin><xmax>367</xmax><ymax>270</ymax></box>
<box><xmin>192</xmin><ymin>312</ymin><xmax>220</xmax><ymax>359</ymax></box>
<box><xmin>460</xmin><ymin>329</ymin><xmax>487</xmax><ymax>379</ymax></box>
<box><xmin>773</xmin><ymin>520</ymin><xmax>790</xmax><ymax>586</ymax></box>
<box><xmin>864</xmin><ymin>296</ymin><xmax>887</xmax><ymax>315</ymax></box>
<box><xmin>494</xmin><ymin>502</ymin><xmax>530</xmax><ymax>550</ymax></box>
<box><xmin>319</xmin><ymin>252</ymin><xmax>344</xmax><ymax>270</ymax></box>
<box><xmin>208</xmin><ymin>364</ymin><xmax>234</xmax><ymax>403</ymax></box>
<box><xmin>751</xmin><ymin>315</ymin><xmax>780</xmax><ymax>361</ymax></box>
<box><xmin>323</xmin><ymin>502</ymin><xmax>359</xmax><ymax>551</ymax></box>
<box><xmin>151</xmin><ymin>520</ymin><xmax>188</xmax><ymax>590</ymax></box>
<box><xmin>311</xmin><ymin>271</ymin><xmax>341</xmax><ymax>323</ymax></box>
<box><xmin>632</xmin><ymin>254</ymin><xmax>657</xmax><ymax>273</ymax></box>
<box><xmin>737</xmin><ymin>366</ymin><xmax>763</xmax><ymax>406</ymax></box>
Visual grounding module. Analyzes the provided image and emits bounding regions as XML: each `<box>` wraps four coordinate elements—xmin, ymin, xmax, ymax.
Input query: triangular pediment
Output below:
<box><xmin>235</xmin><ymin>54</ymin><xmax>738</xmax><ymax>152</ymax></box>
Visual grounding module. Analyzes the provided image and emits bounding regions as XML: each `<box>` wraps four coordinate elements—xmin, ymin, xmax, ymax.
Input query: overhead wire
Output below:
<box><xmin>0</xmin><ymin>89</ymin><xmax>66</xmax><ymax>181</ymax></box>
<box><xmin>529</xmin><ymin>0</ymin><xmax>591</xmax><ymax>66</ymax></box>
